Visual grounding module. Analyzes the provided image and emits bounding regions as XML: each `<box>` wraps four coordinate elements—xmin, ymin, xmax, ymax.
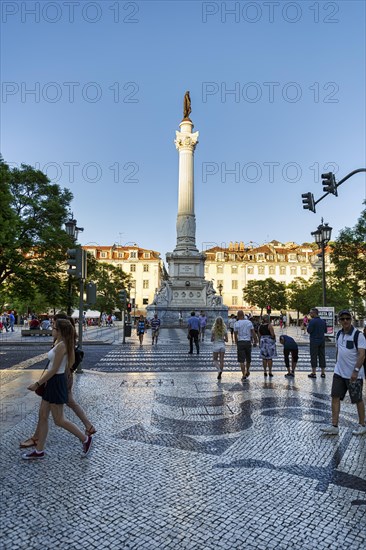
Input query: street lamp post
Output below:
<box><xmin>311</xmin><ymin>218</ymin><xmax>332</xmax><ymax>307</ymax></box>
<box><xmin>217</xmin><ymin>283</ymin><xmax>223</xmax><ymax>296</ymax></box>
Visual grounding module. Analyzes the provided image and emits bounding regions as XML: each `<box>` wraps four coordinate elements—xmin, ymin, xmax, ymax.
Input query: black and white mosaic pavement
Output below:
<box><xmin>1</xmin><ymin>355</ymin><xmax>365</xmax><ymax>549</ymax></box>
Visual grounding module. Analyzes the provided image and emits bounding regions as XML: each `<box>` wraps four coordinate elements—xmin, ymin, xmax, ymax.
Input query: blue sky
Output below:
<box><xmin>2</xmin><ymin>0</ymin><xmax>365</xmax><ymax>257</ymax></box>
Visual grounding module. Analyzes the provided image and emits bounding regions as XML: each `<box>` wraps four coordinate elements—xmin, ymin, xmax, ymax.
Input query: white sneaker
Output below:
<box><xmin>321</xmin><ymin>426</ymin><xmax>339</xmax><ymax>435</ymax></box>
<box><xmin>352</xmin><ymin>425</ymin><xmax>366</xmax><ymax>436</ymax></box>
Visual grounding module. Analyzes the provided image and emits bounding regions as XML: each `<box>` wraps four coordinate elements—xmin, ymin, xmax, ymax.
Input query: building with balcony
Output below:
<box><xmin>204</xmin><ymin>240</ymin><xmax>331</xmax><ymax>314</ymax></box>
<box><xmin>83</xmin><ymin>244</ymin><xmax>163</xmax><ymax>314</ymax></box>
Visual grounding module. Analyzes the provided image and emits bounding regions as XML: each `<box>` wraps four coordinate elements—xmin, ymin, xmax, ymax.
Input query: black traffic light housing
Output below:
<box><xmin>119</xmin><ymin>289</ymin><xmax>127</xmax><ymax>307</ymax></box>
<box><xmin>266</xmin><ymin>305</ymin><xmax>271</xmax><ymax>314</ymax></box>
<box><xmin>67</xmin><ymin>248</ymin><xmax>87</xmax><ymax>279</ymax></box>
<box><xmin>301</xmin><ymin>192</ymin><xmax>316</xmax><ymax>213</ymax></box>
<box><xmin>86</xmin><ymin>282</ymin><xmax>97</xmax><ymax>305</ymax></box>
<box><xmin>127</xmin><ymin>302</ymin><xmax>132</xmax><ymax>312</ymax></box>
<box><xmin>321</xmin><ymin>172</ymin><xmax>338</xmax><ymax>195</ymax></box>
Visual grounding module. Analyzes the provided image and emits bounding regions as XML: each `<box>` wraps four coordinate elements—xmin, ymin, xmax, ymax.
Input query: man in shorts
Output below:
<box><xmin>234</xmin><ymin>310</ymin><xmax>258</xmax><ymax>380</ymax></box>
<box><xmin>321</xmin><ymin>309</ymin><xmax>366</xmax><ymax>436</ymax></box>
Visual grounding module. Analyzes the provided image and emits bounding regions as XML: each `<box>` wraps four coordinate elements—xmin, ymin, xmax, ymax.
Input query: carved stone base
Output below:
<box><xmin>145</xmin><ymin>305</ymin><xmax>228</xmax><ymax>327</ymax></box>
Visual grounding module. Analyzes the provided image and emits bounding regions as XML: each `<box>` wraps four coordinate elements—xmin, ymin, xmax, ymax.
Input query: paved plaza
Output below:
<box><xmin>1</xmin><ymin>327</ymin><xmax>365</xmax><ymax>549</ymax></box>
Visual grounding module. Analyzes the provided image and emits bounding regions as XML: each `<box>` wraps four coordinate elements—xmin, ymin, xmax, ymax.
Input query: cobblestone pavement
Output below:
<box><xmin>1</xmin><ymin>335</ymin><xmax>365</xmax><ymax>549</ymax></box>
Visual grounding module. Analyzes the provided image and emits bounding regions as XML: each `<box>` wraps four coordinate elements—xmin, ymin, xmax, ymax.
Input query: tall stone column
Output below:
<box><xmin>174</xmin><ymin>119</ymin><xmax>199</xmax><ymax>254</ymax></box>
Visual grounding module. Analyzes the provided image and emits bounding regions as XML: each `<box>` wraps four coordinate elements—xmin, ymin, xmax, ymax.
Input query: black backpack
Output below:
<box><xmin>70</xmin><ymin>346</ymin><xmax>84</xmax><ymax>373</ymax></box>
<box><xmin>336</xmin><ymin>328</ymin><xmax>366</xmax><ymax>368</ymax></box>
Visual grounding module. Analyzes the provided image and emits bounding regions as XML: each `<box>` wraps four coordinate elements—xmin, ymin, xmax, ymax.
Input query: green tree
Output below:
<box><xmin>330</xmin><ymin>203</ymin><xmax>366</xmax><ymax>317</ymax></box>
<box><xmin>286</xmin><ymin>277</ymin><xmax>311</xmax><ymax>320</ymax></box>
<box><xmin>86</xmin><ymin>256</ymin><xmax>131</xmax><ymax>315</ymax></box>
<box><xmin>243</xmin><ymin>278</ymin><xmax>287</xmax><ymax>315</ymax></box>
<box><xmin>0</xmin><ymin>157</ymin><xmax>73</xmax><ymax>311</ymax></box>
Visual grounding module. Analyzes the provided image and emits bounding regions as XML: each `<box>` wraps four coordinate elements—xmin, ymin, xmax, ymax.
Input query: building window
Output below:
<box><xmin>217</xmin><ymin>265</ymin><xmax>223</xmax><ymax>274</ymax></box>
<box><xmin>143</xmin><ymin>298</ymin><xmax>149</xmax><ymax>305</ymax></box>
<box><xmin>229</xmin><ymin>254</ymin><xmax>236</xmax><ymax>261</ymax></box>
<box><xmin>143</xmin><ymin>252</ymin><xmax>150</xmax><ymax>258</ymax></box>
<box><xmin>269</xmin><ymin>266</ymin><xmax>275</xmax><ymax>275</ymax></box>
<box><xmin>131</xmin><ymin>280</ymin><xmax>136</xmax><ymax>288</ymax></box>
<box><xmin>301</xmin><ymin>267</ymin><xmax>307</xmax><ymax>275</ymax></box>
<box><xmin>118</xmin><ymin>252</ymin><xmax>124</xmax><ymax>258</ymax></box>
<box><xmin>280</xmin><ymin>267</ymin><xmax>286</xmax><ymax>275</ymax></box>
<box><xmin>130</xmin><ymin>251</ymin><xmax>137</xmax><ymax>258</ymax></box>
<box><xmin>143</xmin><ymin>280</ymin><xmax>149</xmax><ymax>289</ymax></box>
<box><xmin>217</xmin><ymin>252</ymin><xmax>224</xmax><ymax>261</ymax></box>
<box><xmin>258</xmin><ymin>266</ymin><xmax>265</xmax><ymax>275</ymax></box>
<box><xmin>232</xmin><ymin>296</ymin><xmax>238</xmax><ymax>305</ymax></box>
<box><xmin>143</xmin><ymin>264</ymin><xmax>149</xmax><ymax>272</ymax></box>
<box><xmin>231</xmin><ymin>265</ymin><xmax>238</xmax><ymax>274</ymax></box>
<box><xmin>289</xmin><ymin>254</ymin><xmax>297</xmax><ymax>261</ymax></box>
<box><xmin>100</xmin><ymin>252</ymin><xmax>107</xmax><ymax>258</ymax></box>
<box><xmin>130</xmin><ymin>264</ymin><xmax>136</xmax><ymax>272</ymax></box>
<box><xmin>257</xmin><ymin>253</ymin><xmax>264</xmax><ymax>261</ymax></box>
<box><xmin>232</xmin><ymin>280</ymin><xmax>238</xmax><ymax>290</ymax></box>
<box><xmin>290</xmin><ymin>267</ymin><xmax>297</xmax><ymax>275</ymax></box>
<box><xmin>247</xmin><ymin>267</ymin><xmax>254</xmax><ymax>274</ymax></box>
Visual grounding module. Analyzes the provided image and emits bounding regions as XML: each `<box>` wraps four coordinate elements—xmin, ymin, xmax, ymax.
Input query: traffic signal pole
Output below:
<box><xmin>77</xmin><ymin>278</ymin><xmax>84</xmax><ymax>373</ymax></box>
<box><xmin>302</xmin><ymin>168</ymin><xmax>366</xmax><ymax>213</ymax></box>
<box><xmin>122</xmin><ymin>309</ymin><xmax>126</xmax><ymax>344</ymax></box>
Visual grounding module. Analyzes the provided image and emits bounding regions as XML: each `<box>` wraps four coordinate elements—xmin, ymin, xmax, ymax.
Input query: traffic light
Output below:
<box><xmin>119</xmin><ymin>289</ymin><xmax>127</xmax><ymax>306</ymax></box>
<box><xmin>67</xmin><ymin>249</ymin><xmax>82</xmax><ymax>278</ymax></box>
<box><xmin>266</xmin><ymin>305</ymin><xmax>271</xmax><ymax>314</ymax></box>
<box><xmin>86</xmin><ymin>282</ymin><xmax>97</xmax><ymax>305</ymax></box>
<box><xmin>321</xmin><ymin>172</ymin><xmax>338</xmax><ymax>196</ymax></box>
<box><xmin>301</xmin><ymin>192</ymin><xmax>316</xmax><ymax>213</ymax></box>
<box><xmin>127</xmin><ymin>302</ymin><xmax>132</xmax><ymax>312</ymax></box>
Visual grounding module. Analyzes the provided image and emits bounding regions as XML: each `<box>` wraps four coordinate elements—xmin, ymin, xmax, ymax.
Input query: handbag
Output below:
<box><xmin>35</xmin><ymin>361</ymin><xmax>49</xmax><ymax>397</ymax></box>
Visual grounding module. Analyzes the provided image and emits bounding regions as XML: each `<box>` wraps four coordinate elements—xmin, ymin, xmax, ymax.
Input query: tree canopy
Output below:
<box><xmin>0</xmin><ymin>157</ymin><xmax>73</xmax><ymax>310</ymax></box>
<box><xmin>242</xmin><ymin>278</ymin><xmax>287</xmax><ymax>315</ymax></box>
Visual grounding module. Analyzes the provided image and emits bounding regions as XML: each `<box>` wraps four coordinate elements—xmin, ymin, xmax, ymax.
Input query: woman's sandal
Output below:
<box><xmin>85</xmin><ymin>425</ymin><xmax>97</xmax><ymax>436</ymax></box>
<box><xmin>19</xmin><ymin>437</ymin><xmax>38</xmax><ymax>449</ymax></box>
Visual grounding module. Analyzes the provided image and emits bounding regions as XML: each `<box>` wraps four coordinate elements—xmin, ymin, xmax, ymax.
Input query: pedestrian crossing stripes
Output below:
<box><xmin>92</xmin><ymin>345</ymin><xmax>336</xmax><ymax>373</ymax></box>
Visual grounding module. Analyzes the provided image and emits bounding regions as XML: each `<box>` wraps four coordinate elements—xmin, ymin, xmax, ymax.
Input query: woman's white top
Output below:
<box><xmin>47</xmin><ymin>343</ymin><xmax>67</xmax><ymax>374</ymax></box>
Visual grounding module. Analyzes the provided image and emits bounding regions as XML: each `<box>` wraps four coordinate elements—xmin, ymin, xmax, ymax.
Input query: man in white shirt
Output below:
<box><xmin>321</xmin><ymin>309</ymin><xmax>366</xmax><ymax>436</ymax></box>
<box><xmin>234</xmin><ymin>310</ymin><xmax>258</xmax><ymax>380</ymax></box>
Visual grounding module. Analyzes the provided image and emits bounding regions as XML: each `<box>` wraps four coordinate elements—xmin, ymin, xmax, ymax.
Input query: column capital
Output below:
<box><xmin>174</xmin><ymin>130</ymin><xmax>199</xmax><ymax>151</ymax></box>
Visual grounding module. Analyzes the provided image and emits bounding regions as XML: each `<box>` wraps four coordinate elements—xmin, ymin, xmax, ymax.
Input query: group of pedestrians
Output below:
<box><xmin>212</xmin><ymin>307</ymin><xmax>366</xmax><ymax>437</ymax></box>
<box><xmin>0</xmin><ymin>311</ymin><xmax>15</xmax><ymax>332</ymax></box>
<box><xmin>19</xmin><ymin>314</ymin><xmax>96</xmax><ymax>460</ymax></box>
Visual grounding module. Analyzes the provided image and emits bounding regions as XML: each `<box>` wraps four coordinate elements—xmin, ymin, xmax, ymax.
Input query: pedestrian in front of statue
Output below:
<box><xmin>228</xmin><ymin>314</ymin><xmax>236</xmax><ymax>344</ymax></box>
<box><xmin>279</xmin><ymin>335</ymin><xmax>298</xmax><ymax>377</ymax></box>
<box><xmin>137</xmin><ymin>315</ymin><xmax>146</xmax><ymax>346</ymax></box>
<box><xmin>151</xmin><ymin>313</ymin><xmax>161</xmax><ymax>345</ymax></box>
<box><xmin>22</xmin><ymin>319</ymin><xmax>93</xmax><ymax>459</ymax></box>
<box><xmin>187</xmin><ymin>311</ymin><xmax>200</xmax><ymax>355</ymax></box>
<box><xmin>282</xmin><ymin>314</ymin><xmax>287</xmax><ymax>329</ymax></box>
<box><xmin>307</xmin><ymin>308</ymin><xmax>327</xmax><ymax>378</ymax></box>
<box><xmin>211</xmin><ymin>316</ymin><xmax>228</xmax><ymax>380</ymax></box>
<box><xmin>199</xmin><ymin>311</ymin><xmax>207</xmax><ymax>342</ymax></box>
<box><xmin>234</xmin><ymin>310</ymin><xmax>258</xmax><ymax>380</ymax></box>
<box><xmin>321</xmin><ymin>310</ymin><xmax>366</xmax><ymax>436</ymax></box>
<box><xmin>258</xmin><ymin>315</ymin><xmax>276</xmax><ymax>377</ymax></box>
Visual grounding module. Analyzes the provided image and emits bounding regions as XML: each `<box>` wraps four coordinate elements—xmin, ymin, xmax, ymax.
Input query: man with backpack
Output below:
<box><xmin>321</xmin><ymin>309</ymin><xmax>366</xmax><ymax>436</ymax></box>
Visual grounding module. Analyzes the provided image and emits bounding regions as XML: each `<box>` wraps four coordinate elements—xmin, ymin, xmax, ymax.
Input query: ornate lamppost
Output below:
<box><xmin>311</xmin><ymin>218</ymin><xmax>332</xmax><ymax>307</ymax></box>
<box><xmin>217</xmin><ymin>283</ymin><xmax>223</xmax><ymax>296</ymax></box>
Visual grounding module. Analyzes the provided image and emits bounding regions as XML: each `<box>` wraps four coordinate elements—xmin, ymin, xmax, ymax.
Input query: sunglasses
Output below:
<box><xmin>339</xmin><ymin>317</ymin><xmax>351</xmax><ymax>321</ymax></box>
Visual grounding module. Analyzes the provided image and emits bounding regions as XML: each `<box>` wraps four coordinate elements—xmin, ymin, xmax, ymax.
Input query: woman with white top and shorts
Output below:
<box><xmin>211</xmin><ymin>316</ymin><xmax>228</xmax><ymax>380</ymax></box>
<box><xmin>22</xmin><ymin>319</ymin><xmax>93</xmax><ymax>460</ymax></box>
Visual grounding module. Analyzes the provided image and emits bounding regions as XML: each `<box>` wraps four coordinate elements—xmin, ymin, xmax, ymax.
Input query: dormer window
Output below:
<box><xmin>130</xmin><ymin>251</ymin><xmax>137</xmax><ymax>259</ymax></box>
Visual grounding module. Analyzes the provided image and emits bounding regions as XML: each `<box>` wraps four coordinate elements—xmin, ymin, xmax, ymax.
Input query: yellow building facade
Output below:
<box><xmin>83</xmin><ymin>245</ymin><xmax>163</xmax><ymax>314</ymax></box>
<box><xmin>204</xmin><ymin>241</ymin><xmax>327</xmax><ymax>314</ymax></box>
